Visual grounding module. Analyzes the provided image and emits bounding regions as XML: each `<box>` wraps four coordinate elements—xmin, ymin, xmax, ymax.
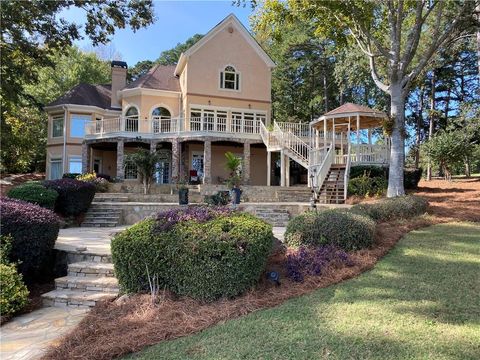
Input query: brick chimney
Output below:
<box><xmin>110</xmin><ymin>61</ymin><xmax>127</xmax><ymax>109</ymax></box>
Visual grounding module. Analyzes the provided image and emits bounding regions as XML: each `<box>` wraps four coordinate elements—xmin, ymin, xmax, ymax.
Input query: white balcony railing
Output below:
<box><xmin>85</xmin><ymin>116</ymin><xmax>263</xmax><ymax>137</ymax></box>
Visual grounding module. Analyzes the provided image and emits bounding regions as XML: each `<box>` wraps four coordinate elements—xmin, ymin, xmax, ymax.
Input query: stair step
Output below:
<box><xmin>81</xmin><ymin>223</ymin><xmax>118</xmax><ymax>228</ymax></box>
<box><xmin>55</xmin><ymin>275</ymin><xmax>119</xmax><ymax>292</ymax></box>
<box><xmin>68</xmin><ymin>261</ymin><xmax>115</xmax><ymax>277</ymax></box>
<box><xmin>42</xmin><ymin>289</ymin><xmax>118</xmax><ymax>308</ymax></box>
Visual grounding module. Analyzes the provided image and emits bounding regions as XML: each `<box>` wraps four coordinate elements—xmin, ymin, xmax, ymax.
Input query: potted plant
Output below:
<box><xmin>224</xmin><ymin>151</ymin><xmax>242</xmax><ymax>205</ymax></box>
<box><xmin>177</xmin><ymin>177</ymin><xmax>189</xmax><ymax>205</ymax></box>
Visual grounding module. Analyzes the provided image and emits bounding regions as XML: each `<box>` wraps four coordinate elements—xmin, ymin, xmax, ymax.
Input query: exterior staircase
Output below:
<box><xmin>254</xmin><ymin>208</ymin><xmax>290</xmax><ymax>227</ymax></box>
<box><xmin>316</xmin><ymin>165</ymin><xmax>346</xmax><ymax>204</ymax></box>
<box><xmin>81</xmin><ymin>203</ymin><xmax>122</xmax><ymax>227</ymax></box>
<box><xmin>42</xmin><ymin>258</ymin><xmax>119</xmax><ymax>308</ymax></box>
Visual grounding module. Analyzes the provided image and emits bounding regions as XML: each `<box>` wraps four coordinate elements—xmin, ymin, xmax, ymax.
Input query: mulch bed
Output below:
<box><xmin>41</xmin><ymin>178</ymin><xmax>479</xmax><ymax>360</ymax></box>
<box><xmin>0</xmin><ymin>173</ymin><xmax>45</xmax><ymax>196</ymax></box>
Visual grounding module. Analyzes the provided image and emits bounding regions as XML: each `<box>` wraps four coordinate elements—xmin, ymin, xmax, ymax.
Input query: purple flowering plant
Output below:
<box><xmin>154</xmin><ymin>206</ymin><xmax>234</xmax><ymax>233</ymax></box>
<box><xmin>286</xmin><ymin>245</ymin><xmax>354</xmax><ymax>282</ymax></box>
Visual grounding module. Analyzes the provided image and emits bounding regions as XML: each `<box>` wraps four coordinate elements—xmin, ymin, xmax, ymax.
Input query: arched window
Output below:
<box><xmin>220</xmin><ymin>65</ymin><xmax>240</xmax><ymax>90</ymax></box>
<box><xmin>125</xmin><ymin>107</ymin><xmax>138</xmax><ymax>118</ymax></box>
<box><xmin>151</xmin><ymin>107</ymin><xmax>171</xmax><ymax>118</ymax></box>
<box><xmin>124</xmin><ymin>107</ymin><xmax>138</xmax><ymax>132</ymax></box>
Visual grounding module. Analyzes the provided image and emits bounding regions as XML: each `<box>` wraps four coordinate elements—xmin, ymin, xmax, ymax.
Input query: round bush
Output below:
<box><xmin>0</xmin><ymin>198</ymin><xmax>60</xmax><ymax>280</ymax></box>
<box><xmin>350</xmin><ymin>195</ymin><xmax>428</xmax><ymax>222</ymax></box>
<box><xmin>348</xmin><ymin>176</ymin><xmax>387</xmax><ymax>197</ymax></box>
<box><xmin>285</xmin><ymin>209</ymin><xmax>376</xmax><ymax>251</ymax></box>
<box><xmin>44</xmin><ymin>178</ymin><xmax>96</xmax><ymax>216</ymax></box>
<box><xmin>0</xmin><ymin>263</ymin><xmax>29</xmax><ymax>316</ymax></box>
<box><xmin>7</xmin><ymin>182</ymin><xmax>58</xmax><ymax>210</ymax></box>
<box><xmin>112</xmin><ymin>208</ymin><xmax>273</xmax><ymax>301</ymax></box>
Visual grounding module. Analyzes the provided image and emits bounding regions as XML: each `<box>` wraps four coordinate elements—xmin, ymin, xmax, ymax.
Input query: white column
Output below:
<box><xmin>356</xmin><ymin>114</ymin><xmax>360</xmax><ymax>162</ymax></box>
<box><xmin>323</xmin><ymin>119</ymin><xmax>327</xmax><ymax>156</ymax></box>
<box><xmin>285</xmin><ymin>154</ymin><xmax>290</xmax><ymax>187</ymax></box>
<box><xmin>267</xmin><ymin>151</ymin><xmax>271</xmax><ymax>186</ymax></box>
<box><xmin>280</xmin><ymin>150</ymin><xmax>285</xmax><ymax>187</ymax></box>
<box><xmin>368</xmin><ymin>128</ymin><xmax>372</xmax><ymax>145</ymax></box>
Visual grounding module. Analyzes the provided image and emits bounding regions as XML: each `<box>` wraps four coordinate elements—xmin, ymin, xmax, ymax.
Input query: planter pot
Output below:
<box><xmin>230</xmin><ymin>188</ymin><xmax>242</xmax><ymax>205</ymax></box>
<box><xmin>178</xmin><ymin>188</ymin><xmax>189</xmax><ymax>205</ymax></box>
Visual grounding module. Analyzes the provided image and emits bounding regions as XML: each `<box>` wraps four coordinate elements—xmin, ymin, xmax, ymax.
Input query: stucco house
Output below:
<box><xmin>45</xmin><ymin>14</ymin><xmax>390</xmax><ymax>204</ymax></box>
<box><xmin>45</xmin><ymin>14</ymin><xmax>275</xmax><ymax>186</ymax></box>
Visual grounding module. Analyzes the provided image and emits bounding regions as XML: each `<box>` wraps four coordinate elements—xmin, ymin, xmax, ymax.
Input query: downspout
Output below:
<box><xmin>62</xmin><ymin>105</ymin><xmax>67</xmax><ymax>176</ymax></box>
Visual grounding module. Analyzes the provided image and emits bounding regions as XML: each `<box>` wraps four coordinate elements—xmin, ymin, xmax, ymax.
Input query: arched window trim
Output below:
<box><xmin>219</xmin><ymin>64</ymin><xmax>240</xmax><ymax>92</ymax></box>
<box><xmin>124</xmin><ymin>105</ymin><xmax>139</xmax><ymax>119</ymax></box>
<box><xmin>150</xmin><ymin>104</ymin><xmax>172</xmax><ymax>119</ymax></box>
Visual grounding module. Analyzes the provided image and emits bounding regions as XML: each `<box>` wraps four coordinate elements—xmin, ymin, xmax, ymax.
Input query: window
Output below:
<box><xmin>125</xmin><ymin>107</ymin><xmax>138</xmax><ymax>132</ymax></box>
<box><xmin>50</xmin><ymin>158</ymin><xmax>62</xmax><ymax>179</ymax></box>
<box><xmin>68</xmin><ymin>157</ymin><xmax>82</xmax><ymax>174</ymax></box>
<box><xmin>124</xmin><ymin>161</ymin><xmax>138</xmax><ymax>180</ymax></box>
<box><xmin>220</xmin><ymin>65</ymin><xmax>240</xmax><ymax>90</ymax></box>
<box><xmin>152</xmin><ymin>107</ymin><xmax>172</xmax><ymax>133</ymax></box>
<box><xmin>151</xmin><ymin>107</ymin><xmax>171</xmax><ymax>118</ymax></box>
<box><xmin>70</xmin><ymin>114</ymin><xmax>91</xmax><ymax>138</ymax></box>
<box><xmin>52</xmin><ymin>116</ymin><xmax>64</xmax><ymax>138</ymax></box>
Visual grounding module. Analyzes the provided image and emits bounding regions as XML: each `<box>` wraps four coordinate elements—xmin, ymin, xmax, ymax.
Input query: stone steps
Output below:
<box><xmin>42</xmin><ymin>289</ymin><xmax>118</xmax><ymax>308</ymax></box>
<box><xmin>43</xmin><ymin>257</ymin><xmax>119</xmax><ymax>308</ymax></box>
<box><xmin>82</xmin><ymin>203</ymin><xmax>122</xmax><ymax>227</ymax></box>
<box><xmin>67</xmin><ymin>261</ymin><xmax>115</xmax><ymax>277</ymax></box>
<box><xmin>254</xmin><ymin>208</ymin><xmax>290</xmax><ymax>227</ymax></box>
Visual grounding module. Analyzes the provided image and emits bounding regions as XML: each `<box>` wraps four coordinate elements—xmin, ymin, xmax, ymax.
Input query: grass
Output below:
<box><xmin>128</xmin><ymin>222</ymin><xmax>480</xmax><ymax>360</ymax></box>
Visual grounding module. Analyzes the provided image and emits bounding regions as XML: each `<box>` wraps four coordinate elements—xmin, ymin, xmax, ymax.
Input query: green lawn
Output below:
<box><xmin>129</xmin><ymin>222</ymin><xmax>480</xmax><ymax>360</ymax></box>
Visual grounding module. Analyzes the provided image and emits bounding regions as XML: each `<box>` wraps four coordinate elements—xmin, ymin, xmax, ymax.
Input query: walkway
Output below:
<box><xmin>0</xmin><ymin>226</ymin><xmax>126</xmax><ymax>360</ymax></box>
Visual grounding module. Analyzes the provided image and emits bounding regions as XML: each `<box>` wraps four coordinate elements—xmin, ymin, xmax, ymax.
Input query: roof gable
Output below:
<box><xmin>174</xmin><ymin>14</ymin><xmax>275</xmax><ymax>75</ymax></box>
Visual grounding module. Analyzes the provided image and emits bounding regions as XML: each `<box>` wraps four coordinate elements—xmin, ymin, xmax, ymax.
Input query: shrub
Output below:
<box><xmin>44</xmin><ymin>178</ymin><xmax>96</xmax><ymax>216</ymax></box>
<box><xmin>348</xmin><ymin>175</ymin><xmax>387</xmax><ymax>197</ymax></box>
<box><xmin>0</xmin><ymin>198</ymin><xmax>60</xmax><ymax>280</ymax></box>
<box><xmin>286</xmin><ymin>245</ymin><xmax>353</xmax><ymax>282</ymax></box>
<box><xmin>77</xmin><ymin>172</ymin><xmax>109</xmax><ymax>193</ymax></box>
<box><xmin>7</xmin><ymin>182</ymin><xmax>58</xmax><ymax>210</ymax></box>
<box><xmin>350</xmin><ymin>195</ymin><xmax>428</xmax><ymax>222</ymax></box>
<box><xmin>404</xmin><ymin>168</ymin><xmax>423</xmax><ymax>189</ymax></box>
<box><xmin>112</xmin><ymin>208</ymin><xmax>273</xmax><ymax>301</ymax></box>
<box><xmin>62</xmin><ymin>173</ymin><xmax>80</xmax><ymax>179</ymax></box>
<box><xmin>285</xmin><ymin>210</ymin><xmax>375</xmax><ymax>251</ymax></box>
<box><xmin>350</xmin><ymin>165</ymin><xmax>388</xmax><ymax>179</ymax></box>
<box><xmin>96</xmin><ymin>173</ymin><xmax>111</xmax><ymax>181</ymax></box>
<box><xmin>204</xmin><ymin>191</ymin><xmax>230</xmax><ymax>206</ymax></box>
<box><xmin>0</xmin><ymin>263</ymin><xmax>29</xmax><ymax>316</ymax></box>
<box><xmin>1</xmin><ymin>235</ymin><xmax>13</xmax><ymax>265</ymax></box>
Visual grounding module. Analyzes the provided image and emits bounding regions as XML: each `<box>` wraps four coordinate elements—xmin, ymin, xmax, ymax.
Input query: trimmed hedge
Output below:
<box><xmin>349</xmin><ymin>166</ymin><xmax>423</xmax><ymax>193</ymax></box>
<box><xmin>0</xmin><ymin>198</ymin><xmax>60</xmax><ymax>280</ymax></box>
<box><xmin>44</xmin><ymin>178</ymin><xmax>96</xmax><ymax>216</ymax></box>
<box><xmin>0</xmin><ymin>263</ymin><xmax>29</xmax><ymax>317</ymax></box>
<box><xmin>285</xmin><ymin>209</ymin><xmax>376</xmax><ymax>251</ymax></box>
<box><xmin>350</xmin><ymin>195</ymin><xmax>428</xmax><ymax>222</ymax></box>
<box><xmin>7</xmin><ymin>182</ymin><xmax>58</xmax><ymax>210</ymax></box>
<box><xmin>112</xmin><ymin>208</ymin><xmax>273</xmax><ymax>301</ymax></box>
<box><xmin>350</xmin><ymin>165</ymin><xmax>388</xmax><ymax>179</ymax></box>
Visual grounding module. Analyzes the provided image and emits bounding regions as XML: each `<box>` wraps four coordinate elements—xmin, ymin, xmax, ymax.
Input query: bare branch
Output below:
<box><xmin>368</xmin><ymin>44</ymin><xmax>390</xmax><ymax>93</ymax></box>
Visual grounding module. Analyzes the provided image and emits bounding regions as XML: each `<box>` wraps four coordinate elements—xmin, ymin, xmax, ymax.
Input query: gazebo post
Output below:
<box><xmin>356</xmin><ymin>114</ymin><xmax>360</xmax><ymax>163</ymax></box>
<box><xmin>332</xmin><ymin>118</ymin><xmax>336</xmax><ymax>159</ymax></box>
<box><xmin>323</xmin><ymin>118</ymin><xmax>327</xmax><ymax>156</ymax></box>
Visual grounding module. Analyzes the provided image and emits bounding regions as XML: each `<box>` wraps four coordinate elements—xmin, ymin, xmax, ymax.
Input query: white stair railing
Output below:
<box><xmin>273</xmin><ymin>121</ymin><xmax>312</xmax><ymax>168</ymax></box>
<box><xmin>311</xmin><ymin>146</ymin><xmax>334</xmax><ymax>197</ymax></box>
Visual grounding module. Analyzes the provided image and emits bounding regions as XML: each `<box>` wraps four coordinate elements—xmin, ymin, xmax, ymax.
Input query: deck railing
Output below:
<box><xmin>344</xmin><ymin>143</ymin><xmax>352</xmax><ymax>200</ymax></box>
<box><xmin>311</xmin><ymin>146</ymin><xmax>334</xmax><ymax>191</ymax></box>
<box><xmin>86</xmin><ymin>116</ymin><xmax>263</xmax><ymax>137</ymax></box>
<box><xmin>351</xmin><ymin>144</ymin><xmax>390</xmax><ymax>164</ymax></box>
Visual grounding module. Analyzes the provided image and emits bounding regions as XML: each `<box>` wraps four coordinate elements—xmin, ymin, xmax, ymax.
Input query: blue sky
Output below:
<box><xmin>61</xmin><ymin>1</ymin><xmax>253</xmax><ymax>66</ymax></box>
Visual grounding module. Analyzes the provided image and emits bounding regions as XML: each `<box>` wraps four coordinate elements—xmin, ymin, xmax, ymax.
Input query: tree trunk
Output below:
<box><xmin>426</xmin><ymin>71</ymin><xmax>436</xmax><ymax>180</ymax></box>
<box><xmin>387</xmin><ymin>84</ymin><xmax>406</xmax><ymax>197</ymax></box>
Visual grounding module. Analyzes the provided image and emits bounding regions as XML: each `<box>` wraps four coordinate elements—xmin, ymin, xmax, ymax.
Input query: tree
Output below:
<box><xmin>1</xmin><ymin>0</ymin><xmax>154</xmax><ymax>106</ymax></box>
<box><xmin>157</xmin><ymin>34</ymin><xmax>204</xmax><ymax>65</ymax></box>
<box><xmin>253</xmin><ymin>0</ymin><xmax>478</xmax><ymax>197</ymax></box>
<box><xmin>1</xmin><ymin>47</ymin><xmax>111</xmax><ymax>173</ymax></box>
<box><xmin>128</xmin><ymin>60</ymin><xmax>155</xmax><ymax>82</ymax></box>
<box><xmin>125</xmin><ymin>149</ymin><xmax>163</xmax><ymax>194</ymax></box>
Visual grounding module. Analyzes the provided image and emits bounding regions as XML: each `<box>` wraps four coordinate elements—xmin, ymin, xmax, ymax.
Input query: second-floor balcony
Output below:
<box><xmin>85</xmin><ymin>116</ymin><xmax>263</xmax><ymax>140</ymax></box>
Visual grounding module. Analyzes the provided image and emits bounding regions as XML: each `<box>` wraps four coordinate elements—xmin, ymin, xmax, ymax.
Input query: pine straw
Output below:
<box><xmin>42</xmin><ymin>178</ymin><xmax>479</xmax><ymax>360</ymax></box>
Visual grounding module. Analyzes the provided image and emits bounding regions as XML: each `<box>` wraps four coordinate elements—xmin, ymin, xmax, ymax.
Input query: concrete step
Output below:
<box><xmin>81</xmin><ymin>222</ymin><xmax>119</xmax><ymax>228</ymax></box>
<box><xmin>42</xmin><ymin>289</ymin><xmax>118</xmax><ymax>308</ymax></box>
<box><xmin>84</xmin><ymin>214</ymin><xmax>120</xmax><ymax>219</ymax></box>
<box><xmin>55</xmin><ymin>275</ymin><xmax>119</xmax><ymax>292</ymax></box>
<box><xmin>68</xmin><ymin>261</ymin><xmax>115</xmax><ymax>277</ymax></box>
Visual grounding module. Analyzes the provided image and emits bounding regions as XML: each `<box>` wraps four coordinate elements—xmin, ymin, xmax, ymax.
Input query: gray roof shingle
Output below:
<box><xmin>125</xmin><ymin>65</ymin><xmax>180</xmax><ymax>92</ymax></box>
<box><xmin>47</xmin><ymin>83</ymin><xmax>114</xmax><ymax>109</ymax></box>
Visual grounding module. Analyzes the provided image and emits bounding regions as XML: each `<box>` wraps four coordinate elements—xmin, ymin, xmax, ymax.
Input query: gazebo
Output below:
<box><xmin>307</xmin><ymin>103</ymin><xmax>390</xmax><ymax>203</ymax></box>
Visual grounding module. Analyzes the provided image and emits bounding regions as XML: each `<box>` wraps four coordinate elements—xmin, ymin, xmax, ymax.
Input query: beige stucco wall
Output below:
<box><xmin>184</xmin><ymin>23</ymin><xmax>271</xmax><ymax>104</ymax></box>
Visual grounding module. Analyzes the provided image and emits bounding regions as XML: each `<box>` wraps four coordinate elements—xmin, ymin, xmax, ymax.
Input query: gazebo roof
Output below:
<box><xmin>311</xmin><ymin>103</ymin><xmax>387</xmax><ymax>130</ymax></box>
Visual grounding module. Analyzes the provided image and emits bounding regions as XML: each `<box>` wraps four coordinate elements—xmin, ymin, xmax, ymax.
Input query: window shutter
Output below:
<box><xmin>220</xmin><ymin>72</ymin><xmax>223</xmax><ymax>88</ymax></box>
<box><xmin>236</xmin><ymin>73</ymin><xmax>240</xmax><ymax>90</ymax></box>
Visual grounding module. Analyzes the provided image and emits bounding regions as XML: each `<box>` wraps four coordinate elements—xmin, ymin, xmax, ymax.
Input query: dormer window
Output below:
<box><xmin>220</xmin><ymin>65</ymin><xmax>240</xmax><ymax>91</ymax></box>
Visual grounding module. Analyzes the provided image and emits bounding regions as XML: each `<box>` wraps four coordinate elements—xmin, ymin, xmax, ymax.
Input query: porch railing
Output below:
<box><xmin>311</xmin><ymin>146</ymin><xmax>334</xmax><ymax>192</ymax></box>
<box><xmin>351</xmin><ymin>144</ymin><xmax>390</xmax><ymax>164</ymax></box>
